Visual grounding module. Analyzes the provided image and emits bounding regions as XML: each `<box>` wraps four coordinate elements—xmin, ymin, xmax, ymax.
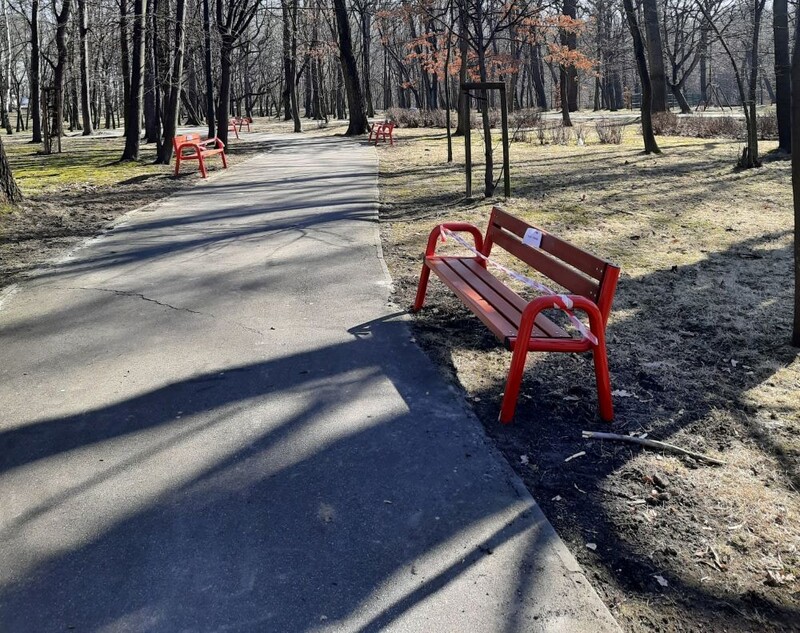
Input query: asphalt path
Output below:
<box><xmin>0</xmin><ymin>132</ymin><xmax>619</xmax><ymax>632</ymax></box>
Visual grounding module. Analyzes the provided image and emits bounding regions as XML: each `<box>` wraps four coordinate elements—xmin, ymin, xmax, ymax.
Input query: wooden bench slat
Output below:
<box><xmin>490</xmin><ymin>230</ymin><xmax>601</xmax><ymax>301</ymax></box>
<box><xmin>489</xmin><ymin>207</ymin><xmax>608</xmax><ymax>281</ymax></box>
<box><xmin>455</xmin><ymin>259</ymin><xmax>570</xmax><ymax>340</ymax></box>
<box><xmin>427</xmin><ymin>258</ymin><xmax>519</xmax><ymax>342</ymax></box>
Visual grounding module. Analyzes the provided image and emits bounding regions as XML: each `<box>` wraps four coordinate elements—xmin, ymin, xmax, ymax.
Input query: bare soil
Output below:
<box><xmin>377</xmin><ymin>126</ymin><xmax>800</xmax><ymax>632</ymax></box>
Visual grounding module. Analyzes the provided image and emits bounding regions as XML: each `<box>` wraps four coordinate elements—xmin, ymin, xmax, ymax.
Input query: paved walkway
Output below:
<box><xmin>0</xmin><ymin>134</ymin><xmax>619</xmax><ymax>632</ymax></box>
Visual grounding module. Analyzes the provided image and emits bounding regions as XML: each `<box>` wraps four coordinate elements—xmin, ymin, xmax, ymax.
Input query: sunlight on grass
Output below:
<box><xmin>5</xmin><ymin>136</ymin><xmax>163</xmax><ymax>196</ymax></box>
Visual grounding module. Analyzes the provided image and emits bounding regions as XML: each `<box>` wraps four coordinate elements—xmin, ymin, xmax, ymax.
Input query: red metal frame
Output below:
<box><xmin>369</xmin><ymin>122</ymin><xmax>396</xmax><ymax>145</ymax></box>
<box><xmin>413</xmin><ymin>210</ymin><xmax>620</xmax><ymax>424</ymax></box>
<box><xmin>227</xmin><ymin>119</ymin><xmax>240</xmax><ymax>140</ymax></box>
<box><xmin>232</xmin><ymin>117</ymin><xmax>252</xmax><ymax>133</ymax></box>
<box><xmin>173</xmin><ymin>134</ymin><xmax>227</xmax><ymax>179</ymax></box>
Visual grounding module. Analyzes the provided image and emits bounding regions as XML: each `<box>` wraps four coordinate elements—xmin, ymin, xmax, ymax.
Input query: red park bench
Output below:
<box><xmin>227</xmin><ymin>119</ymin><xmax>240</xmax><ymax>139</ymax></box>
<box><xmin>413</xmin><ymin>206</ymin><xmax>620</xmax><ymax>423</ymax></box>
<box><xmin>232</xmin><ymin>116</ymin><xmax>252</xmax><ymax>133</ymax></box>
<box><xmin>369</xmin><ymin>121</ymin><xmax>396</xmax><ymax>145</ymax></box>
<box><xmin>173</xmin><ymin>133</ymin><xmax>227</xmax><ymax>179</ymax></box>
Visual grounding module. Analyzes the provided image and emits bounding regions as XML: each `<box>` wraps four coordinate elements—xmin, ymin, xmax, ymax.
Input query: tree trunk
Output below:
<box><xmin>774</xmin><ymin>0</ymin><xmax>790</xmax><ymax>152</ymax></box>
<box><xmin>531</xmin><ymin>43</ymin><xmax>547</xmax><ymax>110</ymax></box>
<box><xmin>30</xmin><ymin>0</ymin><xmax>42</xmax><ymax>143</ymax></box>
<box><xmin>52</xmin><ymin>1</ymin><xmax>74</xmax><ymax>144</ymax></box>
<box><xmin>360</xmin><ymin>5</ymin><xmax>374</xmax><ymax>117</ymax></box>
<box><xmin>455</xmin><ymin>3</ymin><xmax>468</xmax><ymax>135</ymax></box>
<box><xmin>642</xmin><ymin>0</ymin><xmax>668</xmax><ymax>111</ymax></box>
<box><xmin>119</xmin><ymin>0</ymin><xmax>131</xmax><ymax>133</ymax></box>
<box><xmin>202</xmin><ymin>0</ymin><xmax>215</xmax><ymax>137</ymax></box>
<box><xmin>78</xmin><ymin>0</ymin><xmax>93</xmax><ymax>135</ymax></box>
<box><xmin>121</xmin><ymin>0</ymin><xmax>146</xmax><ymax>161</ymax></box>
<box><xmin>791</xmin><ymin>0</ymin><xmax>800</xmax><ymax>344</ymax></box>
<box><xmin>0</xmin><ymin>136</ymin><xmax>21</xmax><ymax>204</ymax></box>
<box><xmin>622</xmin><ymin>0</ymin><xmax>660</xmax><ymax>153</ymax></box>
<box><xmin>332</xmin><ymin>0</ymin><xmax>368</xmax><ymax>135</ymax></box>
<box><xmin>144</xmin><ymin>0</ymin><xmax>159</xmax><ymax>144</ymax></box>
<box><xmin>562</xmin><ymin>0</ymin><xmax>578</xmax><ymax>113</ymax></box>
<box><xmin>157</xmin><ymin>0</ymin><xmax>185</xmax><ymax>163</ymax></box>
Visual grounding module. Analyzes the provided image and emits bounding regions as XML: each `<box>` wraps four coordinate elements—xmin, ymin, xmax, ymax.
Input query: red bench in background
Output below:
<box><xmin>233</xmin><ymin>116</ymin><xmax>252</xmax><ymax>133</ymax></box>
<box><xmin>413</xmin><ymin>206</ymin><xmax>620</xmax><ymax>423</ymax></box>
<box><xmin>369</xmin><ymin>121</ymin><xmax>396</xmax><ymax>145</ymax></box>
<box><xmin>173</xmin><ymin>133</ymin><xmax>227</xmax><ymax>178</ymax></box>
<box><xmin>227</xmin><ymin>119</ymin><xmax>240</xmax><ymax>140</ymax></box>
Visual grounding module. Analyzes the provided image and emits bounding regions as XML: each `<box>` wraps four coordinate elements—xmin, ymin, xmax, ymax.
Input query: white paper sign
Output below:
<box><xmin>523</xmin><ymin>228</ymin><xmax>543</xmax><ymax>248</ymax></box>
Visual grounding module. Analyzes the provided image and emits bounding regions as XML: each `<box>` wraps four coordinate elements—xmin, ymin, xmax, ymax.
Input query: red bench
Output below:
<box><xmin>227</xmin><ymin>119</ymin><xmax>240</xmax><ymax>140</ymax></box>
<box><xmin>413</xmin><ymin>207</ymin><xmax>620</xmax><ymax>423</ymax></box>
<box><xmin>232</xmin><ymin>116</ymin><xmax>252</xmax><ymax>133</ymax></box>
<box><xmin>173</xmin><ymin>133</ymin><xmax>227</xmax><ymax>179</ymax></box>
<box><xmin>369</xmin><ymin>121</ymin><xmax>396</xmax><ymax>145</ymax></box>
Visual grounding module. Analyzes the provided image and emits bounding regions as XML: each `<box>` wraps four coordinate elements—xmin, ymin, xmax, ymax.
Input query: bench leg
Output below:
<box><xmin>174</xmin><ymin>155</ymin><xmax>181</xmax><ymax>176</ymax></box>
<box><xmin>500</xmin><ymin>345</ymin><xmax>530</xmax><ymax>424</ymax></box>
<box><xmin>198</xmin><ymin>156</ymin><xmax>208</xmax><ymax>178</ymax></box>
<box><xmin>221</xmin><ymin>152</ymin><xmax>228</xmax><ymax>169</ymax></box>
<box><xmin>412</xmin><ymin>264</ymin><xmax>431</xmax><ymax>312</ymax></box>
<box><xmin>592</xmin><ymin>333</ymin><xmax>614</xmax><ymax>422</ymax></box>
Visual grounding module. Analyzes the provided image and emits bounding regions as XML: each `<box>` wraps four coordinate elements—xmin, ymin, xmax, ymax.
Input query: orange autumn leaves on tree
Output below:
<box><xmin>519</xmin><ymin>14</ymin><xmax>597</xmax><ymax>73</ymax></box>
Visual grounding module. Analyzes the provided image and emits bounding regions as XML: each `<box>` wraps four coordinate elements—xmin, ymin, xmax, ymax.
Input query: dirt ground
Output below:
<box><xmin>377</xmin><ymin>125</ymin><xmax>799</xmax><ymax>631</ymax></box>
<box><xmin>0</xmin><ymin>123</ymin><xmax>302</xmax><ymax>289</ymax></box>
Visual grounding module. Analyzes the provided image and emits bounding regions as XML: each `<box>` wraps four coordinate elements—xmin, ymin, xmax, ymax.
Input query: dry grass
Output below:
<box><xmin>378</xmin><ymin>124</ymin><xmax>799</xmax><ymax>631</ymax></box>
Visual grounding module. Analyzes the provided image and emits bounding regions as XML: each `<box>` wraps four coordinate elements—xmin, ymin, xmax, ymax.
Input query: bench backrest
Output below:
<box><xmin>173</xmin><ymin>133</ymin><xmax>201</xmax><ymax>150</ymax></box>
<box><xmin>482</xmin><ymin>206</ymin><xmax>620</xmax><ymax>323</ymax></box>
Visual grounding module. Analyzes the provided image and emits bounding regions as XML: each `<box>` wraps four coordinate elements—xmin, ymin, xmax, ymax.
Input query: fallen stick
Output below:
<box><xmin>581</xmin><ymin>431</ymin><xmax>726</xmax><ymax>466</ymax></box>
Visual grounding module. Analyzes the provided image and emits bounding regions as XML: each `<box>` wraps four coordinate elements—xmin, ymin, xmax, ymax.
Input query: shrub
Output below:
<box><xmin>651</xmin><ymin>111</ymin><xmax>679</xmax><ymax>135</ymax></box>
<box><xmin>677</xmin><ymin>115</ymin><xmax>743</xmax><ymax>139</ymax></box>
<box><xmin>756</xmin><ymin>114</ymin><xmax>778</xmax><ymax>140</ymax></box>
<box><xmin>596</xmin><ymin>119</ymin><xmax>623</xmax><ymax>144</ymax></box>
<box><xmin>548</xmin><ymin>124</ymin><xmax>571</xmax><ymax>145</ymax></box>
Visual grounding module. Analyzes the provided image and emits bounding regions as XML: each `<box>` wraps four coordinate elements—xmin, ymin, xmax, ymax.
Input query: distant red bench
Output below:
<box><xmin>413</xmin><ymin>206</ymin><xmax>620</xmax><ymax>423</ymax></box>
<box><xmin>369</xmin><ymin>121</ymin><xmax>396</xmax><ymax>145</ymax></box>
<box><xmin>173</xmin><ymin>133</ymin><xmax>227</xmax><ymax>179</ymax></box>
<box><xmin>232</xmin><ymin>116</ymin><xmax>252</xmax><ymax>133</ymax></box>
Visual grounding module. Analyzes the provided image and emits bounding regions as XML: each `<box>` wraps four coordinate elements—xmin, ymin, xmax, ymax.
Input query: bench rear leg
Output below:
<box><xmin>592</xmin><ymin>333</ymin><xmax>614</xmax><ymax>422</ymax></box>
<box><xmin>198</xmin><ymin>155</ymin><xmax>208</xmax><ymax>178</ymax></box>
<box><xmin>412</xmin><ymin>264</ymin><xmax>431</xmax><ymax>312</ymax></box>
<box><xmin>221</xmin><ymin>152</ymin><xmax>228</xmax><ymax>169</ymax></box>
<box><xmin>174</xmin><ymin>155</ymin><xmax>181</xmax><ymax>177</ymax></box>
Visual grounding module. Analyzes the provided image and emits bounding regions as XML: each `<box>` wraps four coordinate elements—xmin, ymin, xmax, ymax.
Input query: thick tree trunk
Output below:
<box><xmin>455</xmin><ymin>4</ymin><xmax>468</xmax><ymax>135</ymax></box>
<box><xmin>217</xmin><ymin>40</ymin><xmax>232</xmax><ymax>145</ymax></box>
<box><xmin>622</xmin><ymin>0</ymin><xmax>660</xmax><ymax>153</ymax></box>
<box><xmin>791</xmin><ymin>1</ymin><xmax>800</xmax><ymax>344</ymax></box>
<box><xmin>121</xmin><ymin>0</ymin><xmax>146</xmax><ymax>161</ymax></box>
<box><xmin>202</xmin><ymin>0</ymin><xmax>215</xmax><ymax>137</ymax></box>
<box><xmin>30</xmin><ymin>0</ymin><xmax>42</xmax><ymax>143</ymax></box>
<box><xmin>332</xmin><ymin>0</ymin><xmax>369</xmax><ymax>135</ymax></box>
<box><xmin>157</xmin><ymin>0</ymin><xmax>185</xmax><ymax>164</ymax></box>
<box><xmin>774</xmin><ymin>0</ymin><xmax>791</xmax><ymax>152</ymax></box>
<box><xmin>361</xmin><ymin>6</ymin><xmax>374</xmax><ymax>117</ymax></box>
<box><xmin>282</xmin><ymin>0</ymin><xmax>293</xmax><ymax>122</ymax></box>
<box><xmin>0</xmin><ymin>136</ymin><xmax>21</xmax><ymax>204</ymax></box>
<box><xmin>78</xmin><ymin>0</ymin><xmax>93</xmax><ymax>135</ymax></box>
<box><xmin>531</xmin><ymin>44</ymin><xmax>547</xmax><ymax>110</ymax></box>
<box><xmin>51</xmin><ymin>0</ymin><xmax>73</xmax><ymax>145</ymax></box>
<box><xmin>119</xmin><ymin>0</ymin><xmax>131</xmax><ymax>132</ymax></box>
<box><xmin>144</xmin><ymin>0</ymin><xmax>159</xmax><ymax>144</ymax></box>
<box><xmin>642</xmin><ymin>0</ymin><xmax>668</xmax><ymax>111</ymax></box>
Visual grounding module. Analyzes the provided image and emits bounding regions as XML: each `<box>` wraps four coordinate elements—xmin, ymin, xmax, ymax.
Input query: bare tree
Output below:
<box><xmin>774</xmin><ymin>0</ymin><xmax>790</xmax><ymax>152</ymax></box>
<box><xmin>77</xmin><ymin>0</ymin><xmax>92</xmax><ymax>135</ymax></box>
<box><xmin>623</xmin><ymin>0</ymin><xmax>660</xmax><ymax>153</ymax></box>
<box><xmin>121</xmin><ymin>0</ymin><xmax>146</xmax><ymax>160</ymax></box>
<box><xmin>333</xmin><ymin>0</ymin><xmax>369</xmax><ymax>135</ymax></box>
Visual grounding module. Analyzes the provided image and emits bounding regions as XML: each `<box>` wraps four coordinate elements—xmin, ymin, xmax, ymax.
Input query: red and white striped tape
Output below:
<box><xmin>440</xmin><ymin>227</ymin><xmax>598</xmax><ymax>345</ymax></box>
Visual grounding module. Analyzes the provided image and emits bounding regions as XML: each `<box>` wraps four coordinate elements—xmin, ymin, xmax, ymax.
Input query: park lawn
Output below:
<box><xmin>378</xmin><ymin>124</ymin><xmax>799</xmax><ymax>632</ymax></box>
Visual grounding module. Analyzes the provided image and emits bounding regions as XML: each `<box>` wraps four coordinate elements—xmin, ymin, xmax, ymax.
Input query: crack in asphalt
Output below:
<box><xmin>66</xmin><ymin>286</ymin><xmax>263</xmax><ymax>335</ymax></box>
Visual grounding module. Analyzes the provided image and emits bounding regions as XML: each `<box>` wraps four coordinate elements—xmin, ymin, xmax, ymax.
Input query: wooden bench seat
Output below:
<box><xmin>413</xmin><ymin>206</ymin><xmax>621</xmax><ymax>423</ymax></box>
<box><xmin>173</xmin><ymin>133</ymin><xmax>227</xmax><ymax>179</ymax></box>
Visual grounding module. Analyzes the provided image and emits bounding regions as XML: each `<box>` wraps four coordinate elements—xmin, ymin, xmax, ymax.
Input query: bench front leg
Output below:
<box><xmin>499</xmin><ymin>308</ymin><xmax>537</xmax><ymax>423</ymax></box>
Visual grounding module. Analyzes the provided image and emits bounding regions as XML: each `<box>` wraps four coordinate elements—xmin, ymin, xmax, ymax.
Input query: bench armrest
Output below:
<box><xmin>176</xmin><ymin>141</ymin><xmax>202</xmax><ymax>156</ymax></box>
<box><xmin>521</xmin><ymin>294</ymin><xmax>605</xmax><ymax>344</ymax></box>
<box><xmin>201</xmin><ymin>137</ymin><xmax>225</xmax><ymax>150</ymax></box>
<box><xmin>424</xmin><ymin>222</ymin><xmax>484</xmax><ymax>258</ymax></box>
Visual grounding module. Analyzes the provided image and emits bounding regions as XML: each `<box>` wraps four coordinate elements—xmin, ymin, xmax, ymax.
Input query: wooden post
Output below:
<box><xmin>463</xmin><ymin>85</ymin><xmax>472</xmax><ymax>198</ymax></box>
<box><xmin>499</xmin><ymin>85</ymin><xmax>510</xmax><ymax>198</ymax></box>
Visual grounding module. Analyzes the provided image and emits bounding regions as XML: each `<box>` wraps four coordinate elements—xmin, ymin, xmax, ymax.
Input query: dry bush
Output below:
<box><xmin>387</xmin><ymin>107</ymin><xmax>450</xmax><ymax>128</ymax></box>
<box><xmin>548</xmin><ymin>124</ymin><xmax>571</xmax><ymax>145</ymax></box>
<box><xmin>756</xmin><ymin>114</ymin><xmax>778</xmax><ymax>140</ymax></box>
<box><xmin>678</xmin><ymin>115</ymin><xmax>744</xmax><ymax>139</ymax></box>
<box><xmin>596</xmin><ymin>119</ymin><xmax>623</xmax><ymax>144</ymax></box>
<box><xmin>651</xmin><ymin>111</ymin><xmax>680</xmax><ymax>135</ymax></box>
